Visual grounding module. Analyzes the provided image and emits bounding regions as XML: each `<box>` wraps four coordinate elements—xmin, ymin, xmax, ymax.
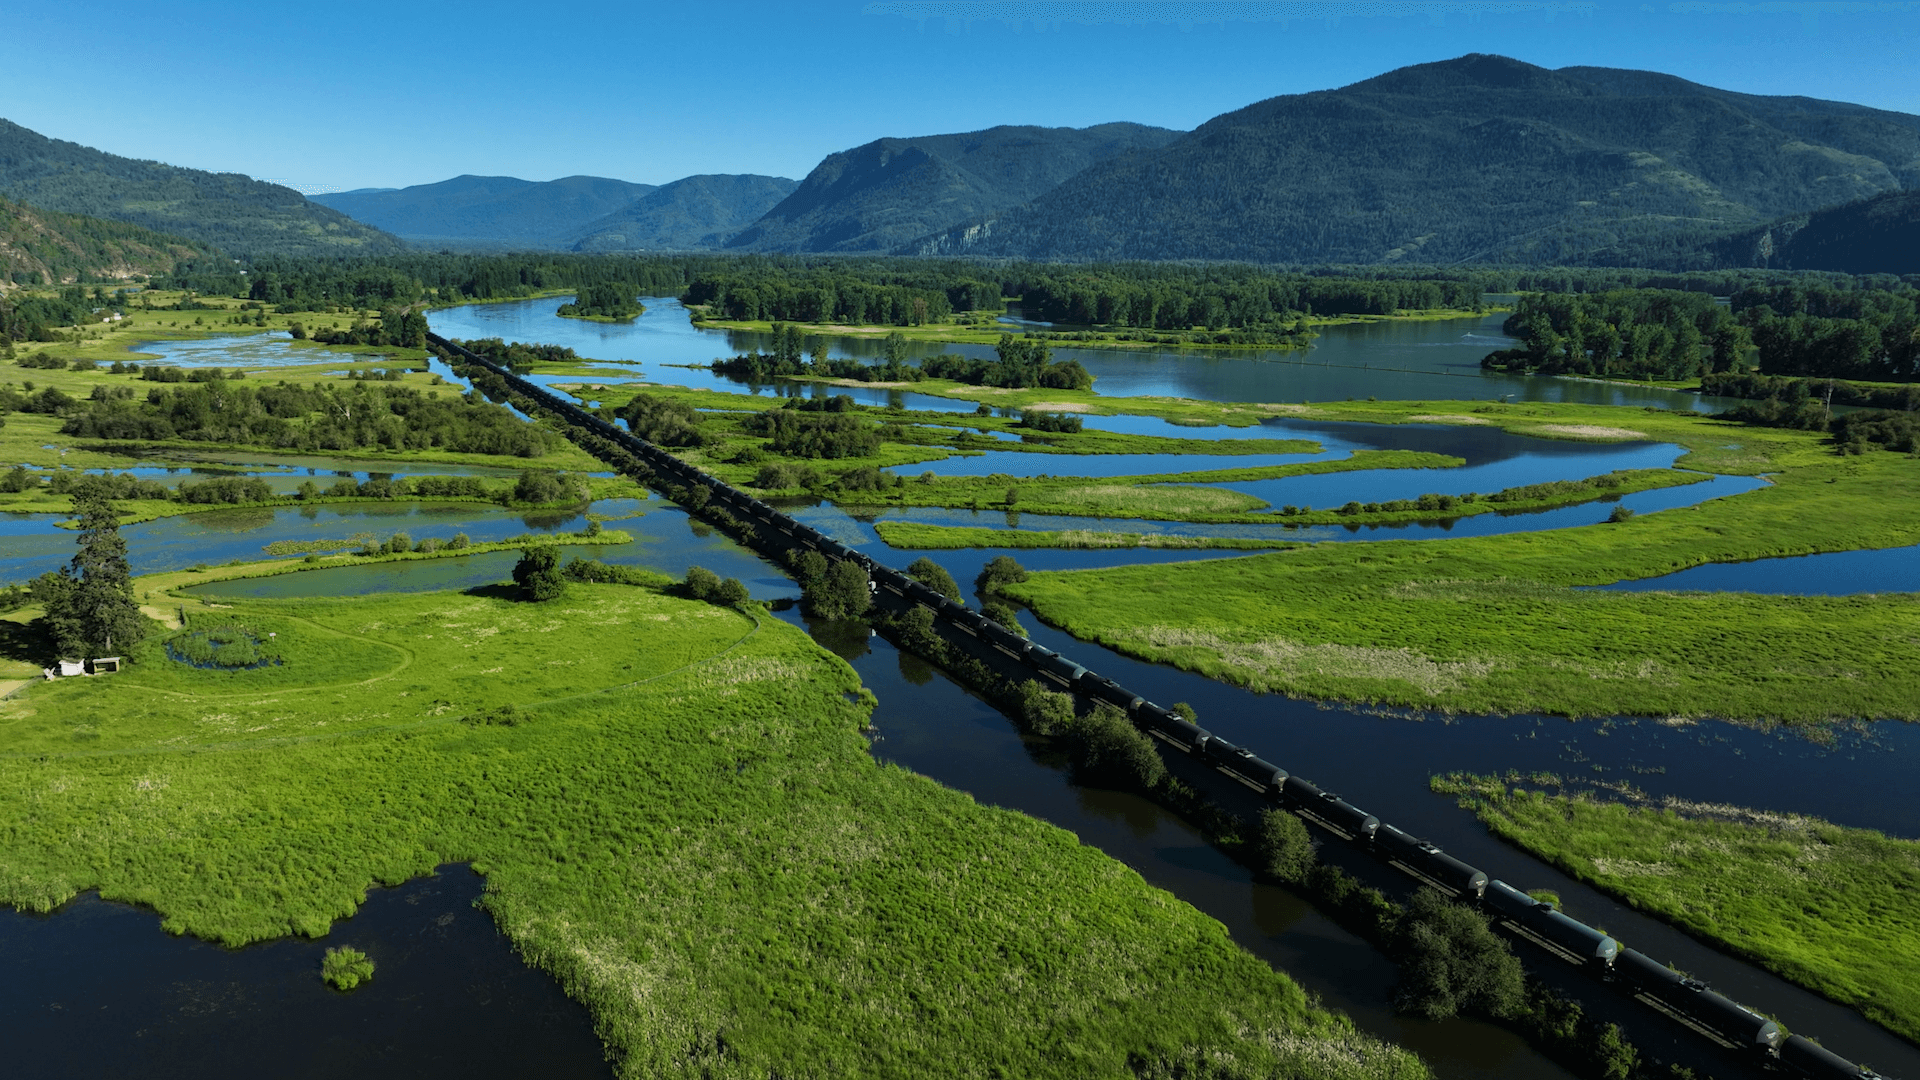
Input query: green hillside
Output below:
<box><xmin>0</xmin><ymin>118</ymin><xmax>405</xmax><ymax>259</ymax></box>
<box><xmin>0</xmin><ymin>192</ymin><xmax>224</xmax><ymax>286</ymax></box>
<box><xmin>921</xmin><ymin>55</ymin><xmax>1920</xmax><ymax>266</ymax></box>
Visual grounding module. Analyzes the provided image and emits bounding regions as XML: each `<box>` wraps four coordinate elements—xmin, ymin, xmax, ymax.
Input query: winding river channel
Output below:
<box><xmin>4</xmin><ymin>300</ymin><xmax>1914</xmax><ymax>1080</ymax></box>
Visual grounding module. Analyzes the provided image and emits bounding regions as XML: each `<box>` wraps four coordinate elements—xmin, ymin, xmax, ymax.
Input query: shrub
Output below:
<box><xmin>1389</xmin><ymin>887</ymin><xmax>1525</xmax><ymax>1020</ymax></box>
<box><xmin>448</xmin><ymin>532</ymin><xmax>470</xmax><ymax>550</ymax></box>
<box><xmin>805</xmin><ymin>559</ymin><xmax>870</xmax><ymax>620</ymax></box>
<box><xmin>1065</xmin><ymin>705</ymin><xmax>1166</xmax><ymax>790</ymax></box>
<box><xmin>981</xmin><ymin>599</ymin><xmax>1026</xmax><ymax>637</ymax></box>
<box><xmin>976</xmin><ymin>555</ymin><xmax>1028</xmax><ymax>594</ymax></box>
<box><xmin>754</xmin><ymin>462</ymin><xmax>821</xmax><ymax>490</ymax></box>
<box><xmin>1016</xmin><ymin>680</ymin><xmax>1075</xmax><ymax>735</ymax></box>
<box><xmin>512</xmin><ymin>546</ymin><xmax>567</xmax><ymax>601</ymax></box>
<box><xmin>513</xmin><ymin>470</ymin><xmax>568</xmax><ymax>504</ymax></box>
<box><xmin>906</xmin><ymin>557</ymin><xmax>963</xmax><ymax>601</ymax></box>
<box><xmin>321</xmin><ymin>946</ymin><xmax>375</xmax><ymax>991</ymax></box>
<box><xmin>1607</xmin><ymin>505</ymin><xmax>1636</xmax><ymax>523</ymax></box>
<box><xmin>385</xmin><ymin>532</ymin><xmax>412</xmax><ymax>555</ymax></box>
<box><xmin>1253</xmin><ymin>809</ymin><xmax>1316</xmax><ymax>883</ymax></box>
<box><xmin>684</xmin><ymin>565</ymin><xmax>721</xmax><ymax>601</ymax></box>
<box><xmin>713</xmin><ymin>577</ymin><xmax>750</xmax><ymax>605</ymax></box>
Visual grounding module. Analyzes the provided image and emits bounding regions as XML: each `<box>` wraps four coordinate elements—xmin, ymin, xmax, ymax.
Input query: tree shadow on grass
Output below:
<box><xmin>0</xmin><ymin>616</ymin><xmax>57</xmax><ymax>669</ymax></box>
<box><xmin>463</xmin><ymin>583</ymin><xmax>522</xmax><ymax>602</ymax></box>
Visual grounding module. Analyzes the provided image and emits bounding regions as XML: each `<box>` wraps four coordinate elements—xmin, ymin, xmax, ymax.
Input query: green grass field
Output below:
<box><xmin>0</xmin><ymin>571</ymin><xmax>1424</xmax><ymax>1079</ymax></box>
<box><xmin>1002</xmin><ymin>440</ymin><xmax>1920</xmax><ymax>723</ymax></box>
<box><xmin>1437</xmin><ymin>779</ymin><xmax>1920</xmax><ymax>1044</ymax></box>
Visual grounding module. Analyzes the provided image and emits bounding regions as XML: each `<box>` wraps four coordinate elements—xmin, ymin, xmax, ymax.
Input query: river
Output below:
<box><xmin>5</xmin><ymin>298</ymin><xmax>1912</xmax><ymax>1080</ymax></box>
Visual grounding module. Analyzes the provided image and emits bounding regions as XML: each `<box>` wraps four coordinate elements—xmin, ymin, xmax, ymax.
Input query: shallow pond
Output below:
<box><xmin>0</xmin><ymin>865</ymin><xmax>609</xmax><ymax>1079</ymax></box>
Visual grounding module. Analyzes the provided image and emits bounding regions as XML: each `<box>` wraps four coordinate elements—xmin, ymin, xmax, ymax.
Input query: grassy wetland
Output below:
<box><xmin>999</xmin><ymin>412</ymin><xmax>1920</xmax><ymax>723</ymax></box>
<box><xmin>0</xmin><ymin>560</ymin><xmax>1425</xmax><ymax>1078</ymax></box>
<box><xmin>1434</xmin><ymin>776</ymin><xmax>1920</xmax><ymax>1044</ymax></box>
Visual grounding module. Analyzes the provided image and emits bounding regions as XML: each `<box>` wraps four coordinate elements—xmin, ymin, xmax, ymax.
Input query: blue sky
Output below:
<box><xmin>5</xmin><ymin>1</ymin><xmax>1918</xmax><ymax>192</ymax></box>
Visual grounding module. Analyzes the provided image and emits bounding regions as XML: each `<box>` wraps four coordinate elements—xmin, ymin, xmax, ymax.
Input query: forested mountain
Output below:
<box><xmin>916</xmin><ymin>55</ymin><xmax>1920</xmax><ymax>266</ymax></box>
<box><xmin>724</xmin><ymin>123</ymin><xmax>1182</xmax><ymax>254</ymax></box>
<box><xmin>0</xmin><ymin>118</ymin><xmax>404</xmax><ymax>259</ymax></box>
<box><xmin>0</xmin><ymin>193</ymin><xmax>223</xmax><ymax>287</ymax></box>
<box><xmin>1702</xmin><ymin>190</ymin><xmax>1920</xmax><ymax>274</ymax></box>
<box><xmin>313</xmin><ymin>174</ymin><xmax>657</xmax><ymax>244</ymax></box>
<box><xmin>567</xmin><ymin>174</ymin><xmax>799</xmax><ymax>251</ymax></box>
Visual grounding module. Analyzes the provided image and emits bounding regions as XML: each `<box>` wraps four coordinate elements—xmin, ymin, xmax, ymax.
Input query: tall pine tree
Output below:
<box><xmin>36</xmin><ymin>494</ymin><xmax>146</xmax><ymax>659</ymax></box>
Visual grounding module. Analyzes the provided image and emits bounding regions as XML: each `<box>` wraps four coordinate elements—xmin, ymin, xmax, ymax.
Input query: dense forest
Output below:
<box><xmin>1481</xmin><ymin>291</ymin><xmax>1752</xmax><ymax>379</ymax></box>
<box><xmin>50</xmin><ymin>379</ymin><xmax>556</xmax><ymax>456</ymax></box>
<box><xmin>0</xmin><ymin>118</ymin><xmax>403</xmax><ymax>259</ymax></box>
<box><xmin>1729</xmin><ymin>284</ymin><xmax>1920</xmax><ymax>381</ymax></box>
<box><xmin>1486</xmin><ymin>281</ymin><xmax>1920</xmax><ymax>381</ymax></box>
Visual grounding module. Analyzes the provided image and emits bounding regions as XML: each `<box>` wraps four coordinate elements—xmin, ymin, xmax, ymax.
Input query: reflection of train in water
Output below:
<box><xmin>430</xmin><ymin>333</ymin><xmax>1893</xmax><ymax>1080</ymax></box>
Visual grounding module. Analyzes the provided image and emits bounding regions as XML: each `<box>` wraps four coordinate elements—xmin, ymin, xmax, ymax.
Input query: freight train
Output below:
<box><xmin>427</xmin><ymin>333</ymin><xmax>1892</xmax><ymax>1080</ymax></box>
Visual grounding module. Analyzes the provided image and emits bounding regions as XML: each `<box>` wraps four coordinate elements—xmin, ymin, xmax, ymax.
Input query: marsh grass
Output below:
<box><xmin>1447</xmin><ymin>779</ymin><xmax>1920</xmax><ymax>1044</ymax></box>
<box><xmin>0</xmin><ymin>580</ymin><xmax>1415</xmax><ymax>1079</ymax></box>
<box><xmin>1005</xmin><ymin>448</ymin><xmax>1920</xmax><ymax>722</ymax></box>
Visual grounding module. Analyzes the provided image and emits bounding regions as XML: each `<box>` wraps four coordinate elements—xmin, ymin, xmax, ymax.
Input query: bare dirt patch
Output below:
<box><xmin>810</xmin><ymin>377</ymin><xmax>917</xmax><ymax>389</ymax></box>
<box><xmin>1409</xmin><ymin>414</ymin><xmax>1493</xmax><ymax>425</ymax></box>
<box><xmin>1022</xmin><ymin>401</ymin><xmax>1092</xmax><ymax>413</ymax></box>
<box><xmin>1528</xmin><ymin>424</ymin><xmax>1648</xmax><ymax>440</ymax></box>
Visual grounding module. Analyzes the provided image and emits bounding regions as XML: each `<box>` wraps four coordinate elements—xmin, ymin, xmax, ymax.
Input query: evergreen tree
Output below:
<box><xmin>37</xmin><ymin>494</ymin><xmax>145</xmax><ymax>659</ymax></box>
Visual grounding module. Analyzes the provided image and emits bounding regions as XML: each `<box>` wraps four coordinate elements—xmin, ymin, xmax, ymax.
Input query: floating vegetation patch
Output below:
<box><xmin>167</xmin><ymin>623</ymin><xmax>286</xmax><ymax>670</ymax></box>
<box><xmin>321</xmin><ymin>946</ymin><xmax>374</xmax><ymax>991</ymax></box>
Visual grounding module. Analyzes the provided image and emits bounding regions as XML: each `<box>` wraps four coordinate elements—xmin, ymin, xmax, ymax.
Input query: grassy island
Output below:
<box><xmin>0</xmin><ymin>566</ymin><xmax>1422</xmax><ymax>1079</ymax></box>
<box><xmin>1434</xmin><ymin>776</ymin><xmax>1920</xmax><ymax>1044</ymax></box>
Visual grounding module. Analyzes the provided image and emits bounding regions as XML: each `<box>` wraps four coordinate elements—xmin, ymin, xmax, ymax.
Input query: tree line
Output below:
<box><xmin>53</xmin><ymin>380</ymin><xmax>558</xmax><ymax>457</ymax></box>
<box><xmin>1482</xmin><ymin>289</ymin><xmax>1751</xmax><ymax>379</ymax></box>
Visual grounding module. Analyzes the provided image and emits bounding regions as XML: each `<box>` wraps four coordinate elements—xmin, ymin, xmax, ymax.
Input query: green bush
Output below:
<box><xmin>1016</xmin><ymin>680</ymin><xmax>1076</xmax><ymax>736</ymax></box>
<box><xmin>906</xmin><ymin>557</ymin><xmax>963</xmax><ymax>602</ymax></box>
<box><xmin>321</xmin><ymin>946</ymin><xmax>375</xmax><ymax>991</ymax></box>
<box><xmin>684</xmin><ymin>566</ymin><xmax>721</xmax><ymax>601</ymax></box>
<box><xmin>1607</xmin><ymin>505</ymin><xmax>1636</xmax><ymax>523</ymax></box>
<box><xmin>713</xmin><ymin>577</ymin><xmax>750</xmax><ymax>606</ymax></box>
<box><xmin>975</xmin><ymin>555</ymin><xmax>1028</xmax><ymax>594</ymax></box>
<box><xmin>981</xmin><ymin>599</ymin><xmax>1027</xmax><ymax>637</ymax></box>
<box><xmin>513</xmin><ymin>546</ymin><xmax>567</xmax><ymax>602</ymax></box>
<box><xmin>1389</xmin><ymin>887</ymin><xmax>1525</xmax><ymax>1020</ymax></box>
<box><xmin>1065</xmin><ymin>705</ymin><xmax>1166</xmax><ymax>791</ymax></box>
<box><xmin>1253</xmin><ymin>809</ymin><xmax>1316</xmax><ymax>883</ymax></box>
<box><xmin>385</xmin><ymin>532</ymin><xmax>412</xmax><ymax>554</ymax></box>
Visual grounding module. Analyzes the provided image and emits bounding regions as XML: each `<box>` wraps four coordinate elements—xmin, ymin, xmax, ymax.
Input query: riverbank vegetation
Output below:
<box><xmin>1001</xmin><ymin>434</ymin><xmax>1920</xmax><ymax>723</ymax></box>
<box><xmin>555</xmin><ymin>282</ymin><xmax>642</xmax><ymax>322</ymax></box>
<box><xmin>1487</xmin><ymin>280</ymin><xmax>1917</xmax><ymax>382</ymax></box>
<box><xmin>0</xmin><ymin>571</ymin><xmax>1422</xmax><ymax>1079</ymax></box>
<box><xmin>1434</xmin><ymin>775</ymin><xmax>1920</xmax><ymax>1044</ymax></box>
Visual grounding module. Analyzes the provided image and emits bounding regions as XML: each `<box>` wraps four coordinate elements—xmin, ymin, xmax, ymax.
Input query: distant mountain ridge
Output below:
<box><xmin>0</xmin><ymin>192</ymin><xmax>222</xmax><ymax>288</ymax></box>
<box><xmin>568</xmin><ymin>174</ymin><xmax>799</xmax><ymax>251</ymax></box>
<box><xmin>0</xmin><ymin>118</ymin><xmax>404</xmax><ymax>259</ymax></box>
<box><xmin>313</xmin><ymin>174</ymin><xmax>659</xmax><ymax>244</ymax></box>
<box><xmin>914</xmin><ymin>55</ymin><xmax>1920</xmax><ymax>266</ymax></box>
<box><xmin>724</xmin><ymin>123</ymin><xmax>1183</xmax><ymax>253</ymax></box>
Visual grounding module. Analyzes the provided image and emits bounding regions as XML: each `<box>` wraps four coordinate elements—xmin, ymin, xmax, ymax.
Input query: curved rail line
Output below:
<box><xmin>426</xmin><ymin>331</ymin><xmax>1893</xmax><ymax>1080</ymax></box>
